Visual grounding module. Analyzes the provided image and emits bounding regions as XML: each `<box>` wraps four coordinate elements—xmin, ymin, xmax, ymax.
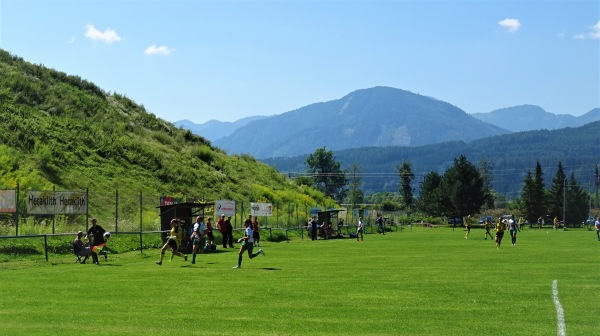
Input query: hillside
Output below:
<box><xmin>471</xmin><ymin>105</ymin><xmax>600</xmax><ymax>132</ymax></box>
<box><xmin>264</xmin><ymin>122</ymin><xmax>600</xmax><ymax>197</ymax></box>
<box><xmin>213</xmin><ymin>86</ymin><xmax>509</xmax><ymax>159</ymax></box>
<box><xmin>0</xmin><ymin>49</ymin><xmax>331</xmax><ymax>210</ymax></box>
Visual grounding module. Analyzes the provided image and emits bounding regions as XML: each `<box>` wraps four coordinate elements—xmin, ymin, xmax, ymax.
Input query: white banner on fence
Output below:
<box><xmin>27</xmin><ymin>191</ymin><xmax>88</xmax><ymax>215</ymax></box>
<box><xmin>250</xmin><ymin>202</ymin><xmax>273</xmax><ymax>217</ymax></box>
<box><xmin>0</xmin><ymin>190</ymin><xmax>17</xmax><ymax>213</ymax></box>
<box><xmin>215</xmin><ymin>200</ymin><xmax>236</xmax><ymax>217</ymax></box>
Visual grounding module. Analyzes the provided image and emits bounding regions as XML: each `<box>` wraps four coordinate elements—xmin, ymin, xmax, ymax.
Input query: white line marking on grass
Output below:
<box><xmin>552</xmin><ymin>279</ymin><xmax>566</xmax><ymax>336</ymax></box>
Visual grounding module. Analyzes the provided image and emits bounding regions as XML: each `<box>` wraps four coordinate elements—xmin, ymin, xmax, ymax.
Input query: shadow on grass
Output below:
<box><xmin>260</xmin><ymin>267</ymin><xmax>281</xmax><ymax>271</ymax></box>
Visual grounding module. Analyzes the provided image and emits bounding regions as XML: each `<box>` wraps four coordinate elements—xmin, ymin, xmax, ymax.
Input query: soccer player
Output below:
<box><xmin>495</xmin><ymin>216</ymin><xmax>506</xmax><ymax>249</ymax></box>
<box><xmin>508</xmin><ymin>215</ymin><xmax>520</xmax><ymax>246</ymax></box>
<box><xmin>483</xmin><ymin>217</ymin><xmax>493</xmax><ymax>240</ymax></box>
<box><xmin>464</xmin><ymin>215</ymin><xmax>472</xmax><ymax>239</ymax></box>
<box><xmin>233</xmin><ymin>219</ymin><xmax>264</xmax><ymax>268</ymax></box>
<box><xmin>356</xmin><ymin>217</ymin><xmax>364</xmax><ymax>241</ymax></box>
<box><xmin>191</xmin><ymin>216</ymin><xmax>207</xmax><ymax>264</ymax></box>
<box><xmin>518</xmin><ymin>216</ymin><xmax>526</xmax><ymax>231</ymax></box>
<box><xmin>86</xmin><ymin>218</ymin><xmax>106</xmax><ymax>265</ymax></box>
<box><xmin>595</xmin><ymin>217</ymin><xmax>600</xmax><ymax>241</ymax></box>
<box><xmin>156</xmin><ymin>219</ymin><xmax>187</xmax><ymax>265</ymax></box>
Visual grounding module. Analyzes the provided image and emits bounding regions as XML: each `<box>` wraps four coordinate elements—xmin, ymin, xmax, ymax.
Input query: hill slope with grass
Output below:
<box><xmin>0</xmin><ymin>49</ymin><xmax>331</xmax><ymax>210</ymax></box>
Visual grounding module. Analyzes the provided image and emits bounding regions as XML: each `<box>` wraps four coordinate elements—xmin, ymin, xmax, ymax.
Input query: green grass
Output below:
<box><xmin>1</xmin><ymin>227</ymin><xmax>598</xmax><ymax>335</ymax></box>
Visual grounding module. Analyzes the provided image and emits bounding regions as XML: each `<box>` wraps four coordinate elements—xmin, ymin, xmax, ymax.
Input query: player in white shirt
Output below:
<box><xmin>233</xmin><ymin>218</ymin><xmax>265</xmax><ymax>268</ymax></box>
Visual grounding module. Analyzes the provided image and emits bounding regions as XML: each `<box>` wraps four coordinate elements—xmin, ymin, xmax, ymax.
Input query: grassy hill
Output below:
<box><xmin>0</xmin><ymin>49</ymin><xmax>333</xmax><ymax>218</ymax></box>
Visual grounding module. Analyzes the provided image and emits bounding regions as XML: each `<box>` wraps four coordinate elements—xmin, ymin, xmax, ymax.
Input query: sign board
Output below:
<box><xmin>215</xmin><ymin>200</ymin><xmax>236</xmax><ymax>217</ymax></box>
<box><xmin>250</xmin><ymin>202</ymin><xmax>273</xmax><ymax>217</ymax></box>
<box><xmin>0</xmin><ymin>189</ymin><xmax>17</xmax><ymax>213</ymax></box>
<box><xmin>27</xmin><ymin>191</ymin><xmax>87</xmax><ymax>215</ymax></box>
<box><xmin>160</xmin><ymin>196</ymin><xmax>184</xmax><ymax>206</ymax></box>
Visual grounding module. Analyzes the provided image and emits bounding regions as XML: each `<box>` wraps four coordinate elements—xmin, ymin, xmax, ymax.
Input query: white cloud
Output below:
<box><xmin>67</xmin><ymin>36</ymin><xmax>76</xmax><ymax>44</ymax></box>
<box><xmin>84</xmin><ymin>24</ymin><xmax>121</xmax><ymax>44</ymax></box>
<box><xmin>498</xmin><ymin>18</ymin><xmax>521</xmax><ymax>33</ymax></box>
<box><xmin>574</xmin><ymin>20</ymin><xmax>600</xmax><ymax>40</ymax></box>
<box><xmin>144</xmin><ymin>45</ymin><xmax>175</xmax><ymax>56</ymax></box>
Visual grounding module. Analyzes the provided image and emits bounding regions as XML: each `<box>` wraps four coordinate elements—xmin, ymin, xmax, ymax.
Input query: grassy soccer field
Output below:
<box><xmin>1</xmin><ymin>227</ymin><xmax>598</xmax><ymax>335</ymax></box>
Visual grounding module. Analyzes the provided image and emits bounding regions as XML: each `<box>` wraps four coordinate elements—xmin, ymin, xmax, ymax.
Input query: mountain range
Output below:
<box><xmin>177</xmin><ymin>87</ymin><xmax>599</xmax><ymax>159</ymax></box>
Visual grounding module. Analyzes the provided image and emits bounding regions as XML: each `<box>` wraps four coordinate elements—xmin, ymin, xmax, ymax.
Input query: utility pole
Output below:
<box><xmin>595</xmin><ymin>164</ymin><xmax>599</xmax><ymax>209</ymax></box>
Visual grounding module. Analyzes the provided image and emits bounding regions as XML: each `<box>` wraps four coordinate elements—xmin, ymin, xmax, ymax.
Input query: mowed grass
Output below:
<box><xmin>1</xmin><ymin>227</ymin><xmax>599</xmax><ymax>336</ymax></box>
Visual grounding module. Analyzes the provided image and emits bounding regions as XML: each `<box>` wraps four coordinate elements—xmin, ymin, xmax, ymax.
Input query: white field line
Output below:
<box><xmin>552</xmin><ymin>279</ymin><xmax>567</xmax><ymax>336</ymax></box>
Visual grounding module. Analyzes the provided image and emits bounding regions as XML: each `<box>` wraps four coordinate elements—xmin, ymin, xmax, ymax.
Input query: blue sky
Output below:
<box><xmin>1</xmin><ymin>0</ymin><xmax>598</xmax><ymax>124</ymax></box>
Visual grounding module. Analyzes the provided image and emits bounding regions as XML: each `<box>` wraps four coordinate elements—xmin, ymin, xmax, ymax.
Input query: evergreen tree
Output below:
<box><xmin>564</xmin><ymin>172</ymin><xmax>590</xmax><ymax>226</ymax></box>
<box><xmin>306</xmin><ymin>147</ymin><xmax>348</xmax><ymax>202</ymax></box>
<box><xmin>520</xmin><ymin>170</ymin><xmax>537</xmax><ymax>222</ymax></box>
<box><xmin>439</xmin><ymin>155</ymin><xmax>486</xmax><ymax>217</ymax></box>
<box><xmin>397</xmin><ymin>160</ymin><xmax>414</xmax><ymax>210</ymax></box>
<box><xmin>548</xmin><ymin>161</ymin><xmax>566</xmax><ymax>218</ymax></box>
<box><xmin>532</xmin><ymin>161</ymin><xmax>547</xmax><ymax>220</ymax></box>
<box><xmin>417</xmin><ymin>171</ymin><xmax>443</xmax><ymax>216</ymax></box>
<box><xmin>478</xmin><ymin>157</ymin><xmax>494</xmax><ymax>209</ymax></box>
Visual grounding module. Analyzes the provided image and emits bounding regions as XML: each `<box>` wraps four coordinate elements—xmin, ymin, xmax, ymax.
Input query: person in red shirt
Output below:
<box><xmin>217</xmin><ymin>214</ymin><xmax>228</xmax><ymax>248</ymax></box>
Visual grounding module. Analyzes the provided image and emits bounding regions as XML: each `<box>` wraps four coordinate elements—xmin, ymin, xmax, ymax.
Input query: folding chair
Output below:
<box><xmin>73</xmin><ymin>242</ymin><xmax>83</xmax><ymax>263</ymax></box>
<box><xmin>73</xmin><ymin>242</ymin><xmax>90</xmax><ymax>264</ymax></box>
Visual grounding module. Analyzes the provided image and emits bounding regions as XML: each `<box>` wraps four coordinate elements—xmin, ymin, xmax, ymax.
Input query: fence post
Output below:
<box><xmin>44</xmin><ymin>234</ymin><xmax>49</xmax><ymax>262</ymax></box>
<box><xmin>139</xmin><ymin>191</ymin><xmax>143</xmax><ymax>253</ymax></box>
<box><xmin>115</xmin><ymin>190</ymin><xmax>119</xmax><ymax>233</ymax></box>
<box><xmin>16</xmin><ymin>184</ymin><xmax>20</xmax><ymax>236</ymax></box>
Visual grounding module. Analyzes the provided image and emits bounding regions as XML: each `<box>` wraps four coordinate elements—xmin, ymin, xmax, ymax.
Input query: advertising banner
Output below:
<box><xmin>215</xmin><ymin>200</ymin><xmax>236</xmax><ymax>217</ymax></box>
<box><xmin>250</xmin><ymin>202</ymin><xmax>273</xmax><ymax>217</ymax></box>
<box><xmin>0</xmin><ymin>190</ymin><xmax>17</xmax><ymax>213</ymax></box>
<box><xmin>27</xmin><ymin>191</ymin><xmax>87</xmax><ymax>215</ymax></box>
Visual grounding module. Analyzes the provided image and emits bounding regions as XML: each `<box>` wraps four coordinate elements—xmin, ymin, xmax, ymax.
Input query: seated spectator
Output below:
<box><xmin>73</xmin><ymin>231</ymin><xmax>90</xmax><ymax>264</ymax></box>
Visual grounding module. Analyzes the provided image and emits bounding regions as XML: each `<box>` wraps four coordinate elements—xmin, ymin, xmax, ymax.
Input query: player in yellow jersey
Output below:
<box><xmin>464</xmin><ymin>215</ymin><xmax>472</xmax><ymax>239</ymax></box>
<box><xmin>483</xmin><ymin>217</ymin><xmax>493</xmax><ymax>240</ymax></box>
<box><xmin>156</xmin><ymin>219</ymin><xmax>188</xmax><ymax>265</ymax></box>
<box><xmin>495</xmin><ymin>216</ymin><xmax>506</xmax><ymax>249</ymax></box>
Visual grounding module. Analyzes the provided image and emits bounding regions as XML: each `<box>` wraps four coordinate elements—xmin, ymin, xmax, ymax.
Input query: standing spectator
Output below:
<box><xmin>190</xmin><ymin>216</ymin><xmax>206</xmax><ymax>264</ymax></box>
<box><xmin>356</xmin><ymin>217</ymin><xmax>364</xmax><ymax>242</ymax></box>
<box><xmin>225</xmin><ymin>216</ymin><xmax>235</xmax><ymax>248</ymax></box>
<box><xmin>464</xmin><ymin>215</ymin><xmax>472</xmax><ymax>239</ymax></box>
<box><xmin>217</xmin><ymin>214</ymin><xmax>228</xmax><ymax>248</ymax></box>
<box><xmin>310</xmin><ymin>216</ymin><xmax>318</xmax><ymax>241</ymax></box>
<box><xmin>233</xmin><ymin>219</ymin><xmax>265</xmax><ymax>268</ymax></box>
<box><xmin>156</xmin><ymin>219</ymin><xmax>187</xmax><ymax>265</ymax></box>
<box><xmin>595</xmin><ymin>217</ymin><xmax>600</xmax><ymax>241</ymax></box>
<box><xmin>252</xmin><ymin>216</ymin><xmax>261</xmax><ymax>247</ymax></box>
<box><xmin>86</xmin><ymin>218</ymin><xmax>106</xmax><ymax>265</ymax></box>
<box><xmin>376</xmin><ymin>214</ymin><xmax>385</xmax><ymax>235</ymax></box>
<box><xmin>73</xmin><ymin>231</ymin><xmax>90</xmax><ymax>264</ymax></box>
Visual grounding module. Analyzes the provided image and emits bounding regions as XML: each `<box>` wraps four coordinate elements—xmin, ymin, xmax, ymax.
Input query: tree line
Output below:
<box><xmin>301</xmin><ymin>147</ymin><xmax>591</xmax><ymax>225</ymax></box>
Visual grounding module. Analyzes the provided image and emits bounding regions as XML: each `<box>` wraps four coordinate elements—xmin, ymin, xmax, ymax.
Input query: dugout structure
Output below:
<box><xmin>157</xmin><ymin>201</ymin><xmax>215</xmax><ymax>251</ymax></box>
<box><xmin>318</xmin><ymin>209</ymin><xmax>344</xmax><ymax>236</ymax></box>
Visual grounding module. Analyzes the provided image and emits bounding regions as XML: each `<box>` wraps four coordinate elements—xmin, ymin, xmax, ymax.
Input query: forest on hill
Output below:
<box><xmin>0</xmin><ymin>49</ymin><xmax>334</xmax><ymax>221</ymax></box>
<box><xmin>264</xmin><ymin>122</ymin><xmax>600</xmax><ymax>198</ymax></box>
